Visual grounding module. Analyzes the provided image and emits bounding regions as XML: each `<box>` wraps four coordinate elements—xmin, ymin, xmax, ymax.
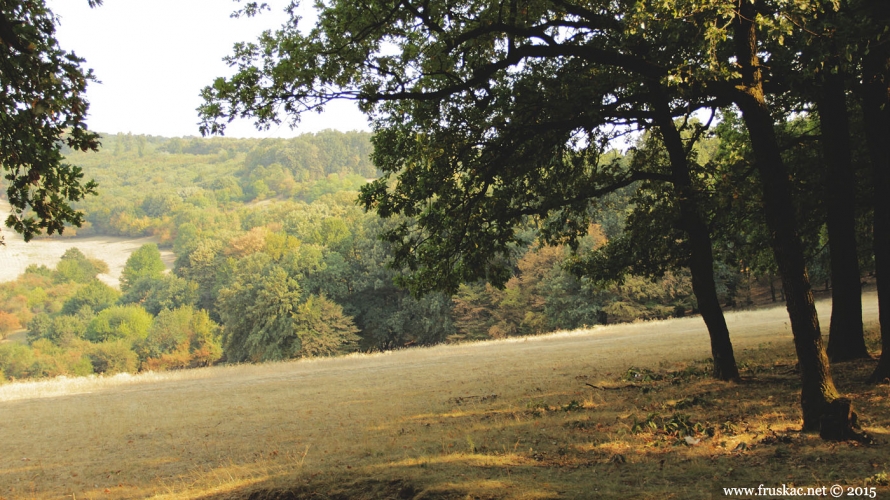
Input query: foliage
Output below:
<box><xmin>118</xmin><ymin>274</ymin><xmax>198</xmax><ymax>316</ymax></box>
<box><xmin>53</xmin><ymin>248</ymin><xmax>108</xmax><ymax>284</ymax></box>
<box><xmin>217</xmin><ymin>254</ymin><xmax>305</xmax><ymax>362</ymax></box>
<box><xmin>26</xmin><ymin>309</ymin><xmax>92</xmax><ymax>346</ymax></box>
<box><xmin>86</xmin><ymin>340</ymin><xmax>138</xmax><ymax>374</ymax></box>
<box><xmin>120</xmin><ymin>243</ymin><xmax>166</xmax><ymax>291</ymax></box>
<box><xmin>28</xmin><ymin>338</ymin><xmax>93</xmax><ymax>378</ymax></box>
<box><xmin>293</xmin><ymin>295</ymin><xmax>360</xmax><ymax>357</ymax></box>
<box><xmin>0</xmin><ymin>310</ymin><xmax>21</xmax><ymax>339</ymax></box>
<box><xmin>61</xmin><ymin>279</ymin><xmax>119</xmax><ymax>315</ymax></box>
<box><xmin>84</xmin><ymin>305</ymin><xmax>152</xmax><ymax>344</ymax></box>
<box><xmin>0</xmin><ymin>342</ymin><xmax>36</xmax><ymax>379</ymax></box>
<box><xmin>137</xmin><ymin>306</ymin><xmax>222</xmax><ymax>370</ymax></box>
<box><xmin>0</xmin><ymin>0</ymin><xmax>100</xmax><ymax>242</ymax></box>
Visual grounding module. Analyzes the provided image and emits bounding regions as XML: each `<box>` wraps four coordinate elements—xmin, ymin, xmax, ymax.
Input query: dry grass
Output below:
<box><xmin>0</xmin><ymin>200</ymin><xmax>174</xmax><ymax>288</ymax></box>
<box><xmin>0</xmin><ymin>294</ymin><xmax>888</xmax><ymax>499</ymax></box>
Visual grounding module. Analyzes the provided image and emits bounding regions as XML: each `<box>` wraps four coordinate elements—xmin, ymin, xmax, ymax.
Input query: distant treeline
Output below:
<box><xmin>1</xmin><ymin>120</ymin><xmax>865</xmax><ymax>382</ymax></box>
<box><xmin>57</xmin><ymin>131</ymin><xmax>377</xmax><ymax>239</ymax></box>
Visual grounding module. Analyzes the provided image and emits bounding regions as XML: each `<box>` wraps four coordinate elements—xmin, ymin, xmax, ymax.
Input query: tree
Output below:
<box><xmin>293</xmin><ymin>294</ymin><xmax>359</xmax><ymax>357</ymax></box>
<box><xmin>857</xmin><ymin>0</ymin><xmax>890</xmax><ymax>383</ymax></box>
<box><xmin>137</xmin><ymin>306</ymin><xmax>222</xmax><ymax>370</ymax></box>
<box><xmin>202</xmin><ymin>0</ymin><xmax>862</xmax><ymax>434</ymax></box>
<box><xmin>203</xmin><ymin>0</ymin><xmax>743</xmax><ymax>380</ymax></box>
<box><xmin>53</xmin><ymin>248</ymin><xmax>108</xmax><ymax>284</ymax></box>
<box><xmin>61</xmin><ymin>279</ymin><xmax>119</xmax><ymax>315</ymax></box>
<box><xmin>217</xmin><ymin>253</ymin><xmax>305</xmax><ymax>362</ymax></box>
<box><xmin>85</xmin><ymin>304</ymin><xmax>152</xmax><ymax>343</ymax></box>
<box><xmin>118</xmin><ymin>274</ymin><xmax>198</xmax><ymax>316</ymax></box>
<box><xmin>0</xmin><ymin>310</ymin><xmax>21</xmax><ymax>339</ymax></box>
<box><xmin>714</xmin><ymin>0</ymin><xmax>865</xmax><ymax>434</ymax></box>
<box><xmin>120</xmin><ymin>244</ymin><xmax>166</xmax><ymax>291</ymax></box>
<box><xmin>0</xmin><ymin>0</ymin><xmax>101</xmax><ymax>242</ymax></box>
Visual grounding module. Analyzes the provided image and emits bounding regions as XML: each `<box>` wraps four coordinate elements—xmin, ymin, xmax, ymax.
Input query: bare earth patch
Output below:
<box><xmin>0</xmin><ymin>200</ymin><xmax>174</xmax><ymax>288</ymax></box>
<box><xmin>0</xmin><ymin>293</ymin><xmax>888</xmax><ymax>499</ymax></box>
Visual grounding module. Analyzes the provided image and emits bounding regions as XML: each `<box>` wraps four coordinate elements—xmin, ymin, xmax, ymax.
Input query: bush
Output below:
<box><xmin>29</xmin><ymin>339</ymin><xmax>94</xmax><ymax>378</ymax></box>
<box><xmin>50</xmin><ymin>313</ymin><xmax>92</xmax><ymax>345</ymax></box>
<box><xmin>0</xmin><ymin>311</ymin><xmax>22</xmax><ymax>339</ymax></box>
<box><xmin>0</xmin><ymin>343</ymin><xmax>36</xmax><ymax>379</ymax></box>
<box><xmin>85</xmin><ymin>305</ymin><xmax>153</xmax><ymax>343</ymax></box>
<box><xmin>61</xmin><ymin>280</ymin><xmax>120</xmax><ymax>315</ymax></box>
<box><xmin>137</xmin><ymin>306</ymin><xmax>222</xmax><ymax>370</ymax></box>
<box><xmin>87</xmin><ymin>341</ymin><xmax>138</xmax><ymax>374</ymax></box>
<box><xmin>53</xmin><ymin>248</ymin><xmax>108</xmax><ymax>284</ymax></box>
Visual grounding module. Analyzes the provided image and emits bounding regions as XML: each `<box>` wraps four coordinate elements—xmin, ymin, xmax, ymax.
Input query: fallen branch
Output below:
<box><xmin>585</xmin><ymin>383</ymin><xmax>641</xmax><ymax>390</ymax></box>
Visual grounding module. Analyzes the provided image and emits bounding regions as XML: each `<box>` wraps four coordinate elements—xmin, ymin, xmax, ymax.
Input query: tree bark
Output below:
<box><xmin>652</xmin><ymin>95</ymin><xmax>740</xmax><ymax>382</ymax></box>
<box><xmin>861</xmin><ymin>47</ymin><xmax>890</xmax><ymax>384</ymax></box>
<box><xmin>818</xmin><ymin>71</ymin><xmax>869</xmax><ymax>362</ymax></box>
<box><xmin>732</xmin><ymin>2</ymin><xmax>842</xmax><ymax>432</ymax></box>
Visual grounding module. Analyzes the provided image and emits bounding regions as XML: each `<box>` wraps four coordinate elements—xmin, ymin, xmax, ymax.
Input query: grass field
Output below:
<box><xmin>0</xmin><ymin>293</ymin><xmax>888</xmax><ymax>499</ymax></box>
<box><xmin>0</xmin><ymin>200</ymin><xmax>174</xmax><ymax>288</ymax></box>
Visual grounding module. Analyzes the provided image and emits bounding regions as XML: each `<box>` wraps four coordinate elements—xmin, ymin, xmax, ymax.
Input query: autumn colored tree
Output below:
<box><xmin>0</xmin><ymin>310</ymin><xmax>22</xmax><ymax>339</ymax></box>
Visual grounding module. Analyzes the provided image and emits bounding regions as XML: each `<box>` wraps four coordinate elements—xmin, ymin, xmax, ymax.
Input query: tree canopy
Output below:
<box><xmin>200</xmin><ymin>0</ymin><xmax>890</xmax><ymax>437</ymax></box>
<box><xmin>0</xmin><ymin>0</ymin><xmax>100</xmax><ymax>242</ymax></box>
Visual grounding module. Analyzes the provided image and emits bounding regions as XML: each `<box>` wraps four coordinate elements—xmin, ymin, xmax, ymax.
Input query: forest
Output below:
<box><xmin>0</xmin><ymin>116</ymin><xmax>870</xmax><ymax>382</ymax></box>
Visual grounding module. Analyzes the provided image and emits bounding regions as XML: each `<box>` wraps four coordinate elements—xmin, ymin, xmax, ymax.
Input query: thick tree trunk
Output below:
<box><xmin>652</xmin><ymin>96</ymin><xmax>740</xmax><ymax>382</ymax></box>
<box><xmin>732</xmin><ymin>3</ymin><xmax>843</xmax><ymax>432</ymax></box>
<box><xmin>861</xmin><ymin>48</ymin><xmax>890</xmax><ymax>384</ymax></box>
<box><xmin>818</xmin><ymin>71</ymin><xmax>869</xmax><ymax>362</ymax></box>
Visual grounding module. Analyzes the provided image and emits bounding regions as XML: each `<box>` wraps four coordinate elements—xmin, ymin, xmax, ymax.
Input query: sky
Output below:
<box><xmin>45</xmin><ymin>0</ymin><xmax>370</xmax><ymax>138</ymax></box>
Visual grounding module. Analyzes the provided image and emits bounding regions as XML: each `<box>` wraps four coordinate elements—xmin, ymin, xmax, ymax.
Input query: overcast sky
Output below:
<box><xmin>45</xmin><ymin>0</ymin><xmax>370</xmax><ymax>138</ymax></box>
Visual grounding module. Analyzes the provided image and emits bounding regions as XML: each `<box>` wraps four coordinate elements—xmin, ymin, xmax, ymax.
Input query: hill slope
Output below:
<box><xmin>0</xmin><ymin>293</ymin><xmax>884</xmax><ymax>499</ymax></box>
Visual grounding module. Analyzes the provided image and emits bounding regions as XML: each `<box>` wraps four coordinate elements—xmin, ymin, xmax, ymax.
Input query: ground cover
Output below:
<box><xmin>0</xmin><ymin>295</ymin><xmax>886</xmax><ymax>499</ymax></box>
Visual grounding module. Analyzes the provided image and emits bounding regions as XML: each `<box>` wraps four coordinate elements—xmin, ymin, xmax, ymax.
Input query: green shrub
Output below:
<box><xmin>29</xmin><ymin>339</ymin><xmax>94</xmax><ymax>378</ymax></box>
<box><xmin>87</xmin><ymin>341</ymin><xmax>138</xmax><ymax>374</ymax></box>
<box><xmin>61</xmin><ymin>280</ymin><xmax>120</xmax><ymax>315</ymax></box>
<box><xmin>0</xmin><ymin>343</ymin><xmax>36</xmax><ymax>379</ymax></box>
<box><xmin>85</xmin><ymin>305</ymin><xmax>152</xmax><ymax>343</ymax></box>
<box><xmin>138</xmin><ymin>306</ymin><xmax>222</xmax><ymax>371</ymax></box>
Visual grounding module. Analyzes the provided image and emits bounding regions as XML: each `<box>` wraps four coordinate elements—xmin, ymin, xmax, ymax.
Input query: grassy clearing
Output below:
<box><xmin>0</xmin><ymin>296</ymin><xmax>888</xmax><ymax>499</ymax></box>
<box><xmin>0</xmin><ymin>200</ymin><xmax>174</xmax><ymax>288</ymax></box>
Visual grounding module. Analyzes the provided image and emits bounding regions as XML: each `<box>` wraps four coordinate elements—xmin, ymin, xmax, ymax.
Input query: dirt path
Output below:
<box><xmin>0</xmin><ymin>200</ymin><xmax>174</xmax><ymax>288</ymax></box>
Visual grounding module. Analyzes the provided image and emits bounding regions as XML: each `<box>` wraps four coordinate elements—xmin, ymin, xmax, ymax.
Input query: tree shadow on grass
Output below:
<box><xmin>195</xmin><ymin>353</ymin><xmax>890</xmax><ymax>500</ymax></box>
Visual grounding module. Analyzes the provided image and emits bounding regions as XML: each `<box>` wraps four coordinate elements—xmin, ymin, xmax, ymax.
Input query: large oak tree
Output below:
<box><xmin>202</xmin><ymin>0</ymin><xmax>869</xmax><ymax>435</ymax></box>
<box><xmin>0</xmin><ymin>0</ymin><xmax>101</xmax><ymax>242</ymax></box>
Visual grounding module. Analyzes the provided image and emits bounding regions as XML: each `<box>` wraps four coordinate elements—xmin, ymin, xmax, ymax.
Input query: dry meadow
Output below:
<box><xmin>0</xmin><ymin>200</ymin><xmax>174</xmax><ymax>288</ymax></box>
<box><xmin>1</xmin><ymin>294</ymin><xmax>888</xmax><ymax>499</ymax></box>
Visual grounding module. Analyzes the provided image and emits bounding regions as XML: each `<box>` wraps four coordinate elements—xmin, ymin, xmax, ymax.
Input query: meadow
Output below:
<box><xmin>0</xmin><ymin>293</ymin><xmax>887</xmax><ymax>499</ymax></box>
<box><xmin>0</xmin><ymin>201</ymin><xmax>174</xmax><ymax>288</ymax></box>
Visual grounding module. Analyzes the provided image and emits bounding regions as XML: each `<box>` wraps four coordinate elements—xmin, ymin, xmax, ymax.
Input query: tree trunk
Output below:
<box><xmin>861</xmin><ymin>48</ymin><xmax>890</xmax><ymax>384</ymax></box>
<box><xmin>818</xmin><ymin>71</ymin><xmax>869</xmax><ymax>362</ymax></box>
<box><xmin>652</xmin><ymin>93</ymin><xmax>740</xmax><ymax>382</ymax></box>
<box><xmin>732</xmin><ymin>3</ymin><xmax>843</xmax><ymax>432</ymax></box>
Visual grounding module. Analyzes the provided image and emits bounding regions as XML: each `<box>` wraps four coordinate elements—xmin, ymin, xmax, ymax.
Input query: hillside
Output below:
<box><xmin>0</xmin><ymin>293</ymin><xmax>885</xmax><ymax>499</ymax></box>
<box><xmin>1</xmin><ymin>130</ymin><xmax>721</xmax><ymax>381</ymax></box>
